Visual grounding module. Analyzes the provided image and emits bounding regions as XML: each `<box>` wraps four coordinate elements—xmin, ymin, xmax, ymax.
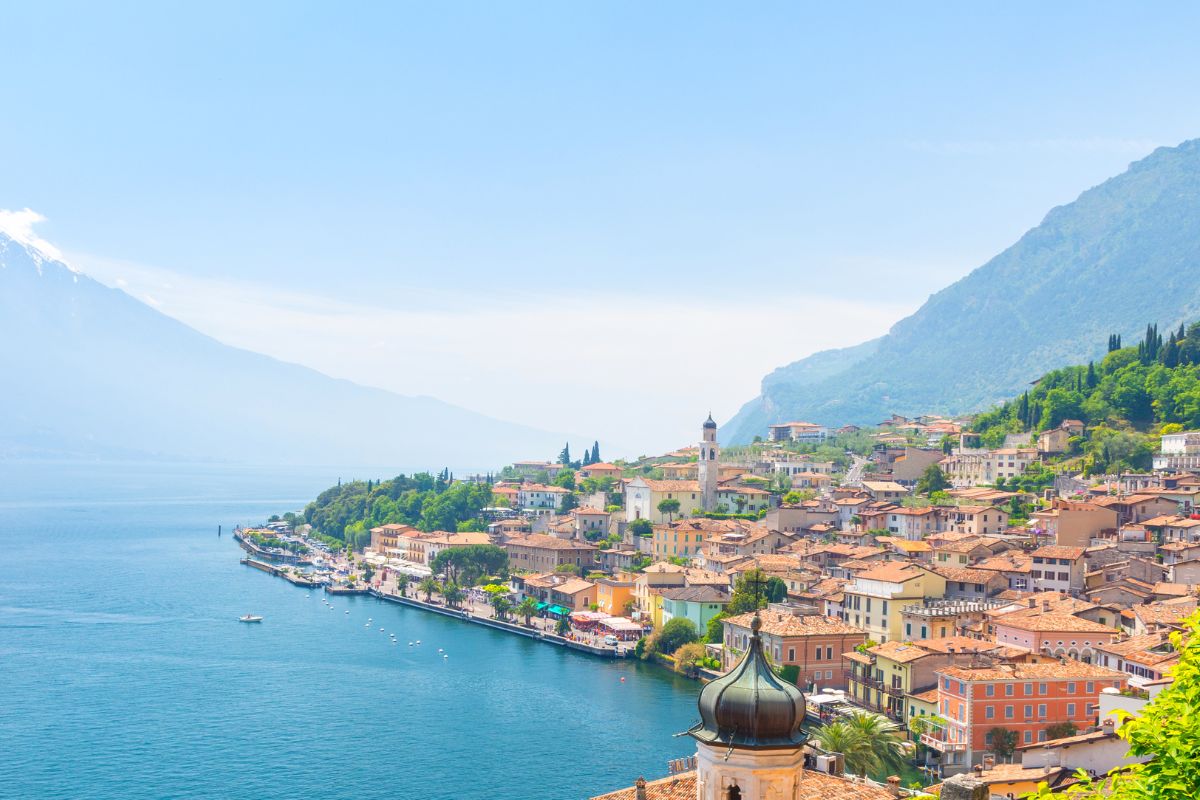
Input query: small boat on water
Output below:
<box><xmin>239</xmin><ymin>615</ymin><xmax>263</xmax><ymax>623</ymax></box>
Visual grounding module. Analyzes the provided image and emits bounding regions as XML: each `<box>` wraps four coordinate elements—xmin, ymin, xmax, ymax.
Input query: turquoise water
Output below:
<box><xmin>0</xmin><ymin>462</ymin><xmax>698</xmax><ymax>800</ymax></box>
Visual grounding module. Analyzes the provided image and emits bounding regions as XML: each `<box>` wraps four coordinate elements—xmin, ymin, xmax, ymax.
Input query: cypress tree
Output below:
<box><xmin>1086</xmin><ymin>361</ymin><xmax>1097</xmax><ymax>388</ymax></box>
<box><xmin>591</xmin><ymin>441</ymin><xmax>601</xmax><ymax>464</ymax></box>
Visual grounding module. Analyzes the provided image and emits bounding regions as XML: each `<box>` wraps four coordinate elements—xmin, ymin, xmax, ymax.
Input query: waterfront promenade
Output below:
<box><xmin>238</xmin><ymin>540</ymin><xmax>633</xmax><ymax>660</ymax></box>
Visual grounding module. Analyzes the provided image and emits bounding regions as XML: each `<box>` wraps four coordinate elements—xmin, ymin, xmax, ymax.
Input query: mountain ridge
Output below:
<box><xmin>0</xmin><ymin>234</ymin><xmax>566</xmax><ymax>470</ymax></box>
<box><xmin>724</xmin><ymin>138</ymin><xmax>1200</xmax><ymax>443</ymax></box>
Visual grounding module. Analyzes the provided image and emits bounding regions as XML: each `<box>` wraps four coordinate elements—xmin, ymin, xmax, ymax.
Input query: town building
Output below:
<box><xmin>722</xmin><ymin>610</ymin><xmax>866</xmax><ymax>690</ymax></box>
<box><xmin>841</xmin><ymin>562</ymin><xmax>947</xmax><ymax>644</ymax></box>
<box><xmin>658</xmin><ymin>586</ymin><xmax>729</xmax><ymax>632</ymax></box>
<box><xmin>503</xmin><ymin>533</ymin><xmax>597</xmax><ymax>573</ymax></box>
<box><xmin>922</xmin><ymin>661</ymin><xmax>1128</xmax><ymax>772</ymax></box>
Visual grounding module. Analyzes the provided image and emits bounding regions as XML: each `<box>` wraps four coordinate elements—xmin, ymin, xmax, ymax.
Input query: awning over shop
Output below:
<box><xmin>535</xmin><ymin>602</ymin><xmax>549</xmax><ymax>611</ymax></box>
<box><xmin>547</xmin><ymin>605</ymin><xmax>570</xmax><ymax>616</ymax></box>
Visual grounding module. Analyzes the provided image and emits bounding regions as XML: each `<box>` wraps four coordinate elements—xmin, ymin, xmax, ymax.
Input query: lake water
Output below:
<box><xmin>0</xmin><ymin>462</ymin><xmax>698</xmax><ymax>800</ymax></box>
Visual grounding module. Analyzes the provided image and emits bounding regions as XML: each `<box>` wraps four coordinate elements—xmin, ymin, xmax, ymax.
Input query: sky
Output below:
<box><xmin>3</xmin><ymin>2</ymin><xmax>1200</xmax><ymax>453</ymax></box>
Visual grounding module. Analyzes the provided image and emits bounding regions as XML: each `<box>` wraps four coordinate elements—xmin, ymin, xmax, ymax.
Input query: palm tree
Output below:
<box><xmin>396</xmin><ymin>573</ymin><xmax>410</xmax><ymax>596</ymax></box>
<box><xmin>442</xmin><ymin>582</ymin><xmax>464</xmax><ymax>609</ymax></box>
<box><xmin>516</xmin><ymin>597</ymin><xmax>539</xmax><ymax>626</ymax></box>
<box><xmin>418</xmin><ymin>576</ymin><xmax>439</xmax><ymax>603</ymax></box>
<box><xmin>842</xmin><ymin>710</ymin><xmax>912</xmax><ymax>775</ymax></box>
<box><xmin>809</xmin><ymin>720</ymin><xmax>877</xmax><ymax>777</ymax></box>
<box><xmin>490</xmin><ymin>594</ymin><xmax>512</xmax><ymax>621</ymax></box>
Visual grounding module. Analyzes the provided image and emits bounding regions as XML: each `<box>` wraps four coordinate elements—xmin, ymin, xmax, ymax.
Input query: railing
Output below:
<box><xmin>919</xmin><ymin>732</ymin><xmax>966</xmax><ymax>752</ymax></box>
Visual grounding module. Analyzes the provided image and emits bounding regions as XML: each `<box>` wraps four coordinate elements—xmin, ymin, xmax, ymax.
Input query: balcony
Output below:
<box><xmin>920</xmin><ymin>732</ymin><xmax>966</xmax><ymax>753</ymax></box>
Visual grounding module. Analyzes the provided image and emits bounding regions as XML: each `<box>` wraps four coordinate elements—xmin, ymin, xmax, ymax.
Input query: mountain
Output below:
<box><xmin>725</xmin><ymin>138</ymin><xmax>1200</xmax><ymax>443</ymax></box>
<box><xmin>0</xmin><ymin>234</ymin><xmax>565</xmax><ymax>470</ymax></box>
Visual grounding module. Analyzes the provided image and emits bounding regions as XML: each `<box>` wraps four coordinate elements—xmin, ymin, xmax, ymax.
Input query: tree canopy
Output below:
<box><xmin>429</xmin><ymin>544</ymin><xmax>508</xmax><ymax>587</ymax></box>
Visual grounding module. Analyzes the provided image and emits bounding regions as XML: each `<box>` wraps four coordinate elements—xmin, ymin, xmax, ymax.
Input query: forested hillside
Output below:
<box><xmin>300</xmin><ymin>471</ymin><xmax>495</xmax><ymax>549</ymax></box>
<box><xmin>971</xmin><ymin>321</ymin><xmax>1200</xmax><ymax>473</ymax></box>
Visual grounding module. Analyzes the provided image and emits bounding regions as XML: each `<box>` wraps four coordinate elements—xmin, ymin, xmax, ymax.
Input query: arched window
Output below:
<box><xmin>726</xmin><ymin>786</ymin><xmax>741</xmax><ymax>800</ymax></box>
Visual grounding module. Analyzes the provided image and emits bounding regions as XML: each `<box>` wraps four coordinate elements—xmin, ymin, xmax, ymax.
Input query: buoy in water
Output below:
<box><xmin>620</xmin><ymin>677</ymin><xmax>626</xmax><ymax>683</ymax></box>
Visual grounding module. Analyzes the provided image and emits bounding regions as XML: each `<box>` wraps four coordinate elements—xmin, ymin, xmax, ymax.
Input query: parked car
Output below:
<box><xmin>603</xmin><ymin>634</ymin><xmax>619</xmax><ymax>646</ymax></box>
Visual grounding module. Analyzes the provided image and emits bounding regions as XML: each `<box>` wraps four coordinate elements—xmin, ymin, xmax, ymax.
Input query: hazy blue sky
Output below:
<box><xmin>3</xmin><ymin>2</ymin><xmax>1200</xmax><ymax>451</ymax></box>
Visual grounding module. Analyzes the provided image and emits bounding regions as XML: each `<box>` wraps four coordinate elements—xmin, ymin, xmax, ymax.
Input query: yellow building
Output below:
<box><xmin>595</xmin><ymin>578</ymin><xmax>635</xmax><ymax>617</ymax></box>
<box><xmin>842</xmin><ymin>562</ymin><xmax>946</xmax><ymax>644</ymax></box>
<box><xmin>650</xmin><ymin>522</ymin><xmax>708</xmax><ymax>560</ymax></box>
<box><xmin>623</xmin><ymin>477</ymin><xmax>703</xmax><ymax>523</ymax></box>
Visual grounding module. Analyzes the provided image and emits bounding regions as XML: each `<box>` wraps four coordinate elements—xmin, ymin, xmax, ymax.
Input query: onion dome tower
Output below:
<box><xmin>687</xmin><ymin>613</ymin><xmax>808</xmax><ymax>800</ymax></box>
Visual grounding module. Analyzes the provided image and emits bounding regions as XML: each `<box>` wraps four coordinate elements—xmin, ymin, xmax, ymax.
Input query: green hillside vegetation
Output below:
<box><xmin>303</xmin><ymin>471</ymin><xmax>495</xmax><ymax>549</ymax></box>
<box><xmin>972</xmin><ymin>321</ymin><xmax>1200</xmax><ymax>475</ymax></box>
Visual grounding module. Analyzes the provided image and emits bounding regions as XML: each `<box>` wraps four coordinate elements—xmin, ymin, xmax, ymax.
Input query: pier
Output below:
<box><xmin>239</xmin><ymin>558</ymin><xmax>321</xmax><ymax>588</ymax></box>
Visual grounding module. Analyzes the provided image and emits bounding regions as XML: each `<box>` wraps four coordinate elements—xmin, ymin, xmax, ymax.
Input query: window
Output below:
<box><xmin>788</xmin><ymin>648</ymin><xmax>795</xmax><ymax>661</ymax></box>
<box><xmin>1039</xmin><ymin>683</ymin><xmax>1048</xmax><ymax>695</ymax></box>
<box><xmin>1024</xmin><ymin>705</ymin><xmax>1033</xmax><ymax>718</ymax></box>
<box><xmin>906</xmin><ymin>623</ymin><xmax>912</xmax><ymax>636</ymax></box>
<box><xmin>1067</xmin><ymin>682</ymin><xmax>1076</xmax><ymax>694</ymax></box>
<box><xmin>1086</xmin><ymin>682</ymin><xmax>1094</xmax><ymax>694</ymax></box>
<box><xmin>1024</xmin><ymin>730</ymin><xmax>1033</xmax><ymax>744</ymax></box>
<box><xmin>825</xmin><ymin>646</ymin><xmax>833</xmax><ymax>660</ymax></box>
<box><xmin>1066</xmin><ymin>703</ymin><xmax>1075</xmax><ymax>716</ymax></box>
<box><xmin>1038</xmin><ymin>730</ymin><xmax>1047</xmax><ymax>742</ymax></box>
<box><xmin>1005</xmin><ymin>705</ymin><xmax>1013</xmax><ymax>719</ymax></box>
<box><xmin>1005</xmin><ymin>684</ymin><xmax>1014</xmax><ymax>697</ymax></box>
<box><xmin>986</xmin><ymin>684</ymin><xmax>995</xmax><ymax>697</ymax></box>
<box><xmin>1038</xmin><ymin>704</ymin><xmax>1047</xmax><ymax>718</ymax></box>
<box><xmin>1024</xmin><ymin>683</ymin><xmax>1033</xmax><ymax>696</ymax></box>
<box><xmin>985</xmin><ymin>705</ymin><xmax>994</xmax><ymax>719</ymax></box>
<box><xmin>825</xmin><ymin>670</ymin><xmax>833</xmax><ymax>679</ymax></box>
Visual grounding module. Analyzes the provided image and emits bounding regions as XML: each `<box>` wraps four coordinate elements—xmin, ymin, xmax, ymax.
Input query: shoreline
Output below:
<box><xmin>237</xmin><ymin>550</ymin><xmax>632</xmax><ymax>660</ymax></box>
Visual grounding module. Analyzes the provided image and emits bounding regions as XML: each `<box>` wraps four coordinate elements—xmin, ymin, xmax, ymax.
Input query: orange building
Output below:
<box><xmin>922</xmin><ymin>662</ymin><xmax>1127</xmax><ymax>773</ymax></box>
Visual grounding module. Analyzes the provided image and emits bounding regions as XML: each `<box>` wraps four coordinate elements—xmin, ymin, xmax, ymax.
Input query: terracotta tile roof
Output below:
<box><xmin>931</xmin><ymin>566</ymin><xmax>1003</xmax><ymax>583</ymax></box>
<box><xmin>938</xmin><ymin>661</ymin><xmax>1127</xmax><ymax>681</ymax></box>
<box><xmin>914</xmin><ymin>636</ymin><xmax>1005</xmax><ymax>655</ymax></box>
<box><xmin>1134</xmin><ymin>598</ymin><xmax>1199</xmax><ymax>628</ymax></box>
<box><xmin>658</xmin><ymin>586</ymin><xmax>729</xmax><ymax>603</ymax></box>
<box><xmin>1016</xmin><ymin>728</ymin><xmax>1120</xmax><ymax>750</ymax></box>
<box><xmin>867</xmin><ymin>640</ymin><xmax>935</xmax><ymax>663</ymax></box>
<box><xmin>591</xmin><ymin>771</ymin><xmax>894</xmax><ymax>800</ymax></box>
<box><xmin>909</xmin><ymin>687</ymin><xmax>940</xmax><ymax>703</ymax></box>
<box><xmin>1095</xmin><ymin>633</ymin><xmax>1178</xmax><ymax>665</ymax></box>
<box><xmin>640</xmin><ymin>479</ymin><xmax>702</xmax><ymax>492</ymax></box>
<box><xmin>504</xmin><ymin>533</ymin><xmax>597</xmax><ymax>551</ymax></box>
<box><xmin>974</xmin><ymin>553</ymin><xmax>1033</xmax><ymax>573</ymax></box>
<box><xmin>854</xmin><ymin>562</ymin><xmax>928</xmax><ymax>583</ymax></box>
<box><xmin>1032</xmin><ymin>545</ymin><xmax>1087</xmax><ymax>560</ymax></box>
<box><xmin>994</xmin><ymin>612</ymin><xmax>1116</xmax><ymax>634</ymax></box>
<box><xmin>590</xmin><ymin>774</ymin><xmax>697</xmax><ymax>800</ymax></box>
<box><xmin>725</xmin><ymin>611</ymin><xmax>866</xmax><ymax>638</ymax></box>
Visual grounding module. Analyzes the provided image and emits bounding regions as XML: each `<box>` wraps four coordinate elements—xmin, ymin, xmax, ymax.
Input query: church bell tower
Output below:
<box><xmin>698</xmin><ymin>414</ymin><xmax>719</xmax><ymax>512</ymax></box>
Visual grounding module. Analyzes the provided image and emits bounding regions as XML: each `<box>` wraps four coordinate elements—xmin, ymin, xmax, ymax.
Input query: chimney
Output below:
<box><xmin>635</xmin><ymin>777</ymin><xmax>647</xmax><ymax>800</ymax></box>
<box><xmin>886</xmin><ymin>776</ymin><xmax>902</xmax><ymax>798</ymax></box>
<box><xmin>1027</xmin><ymin>598</ymin><xmax>1036</xmax><ymax>608</ymax></box>
<box><xmin>1043</xmin><ymin>600</ymin><xmax>1051</xmax><ymax>611</ymax></box>
<box><xmin>1102</xmin><ymin>717</ymin><xmax>1116</xmax><ymax>733</ymax></box>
